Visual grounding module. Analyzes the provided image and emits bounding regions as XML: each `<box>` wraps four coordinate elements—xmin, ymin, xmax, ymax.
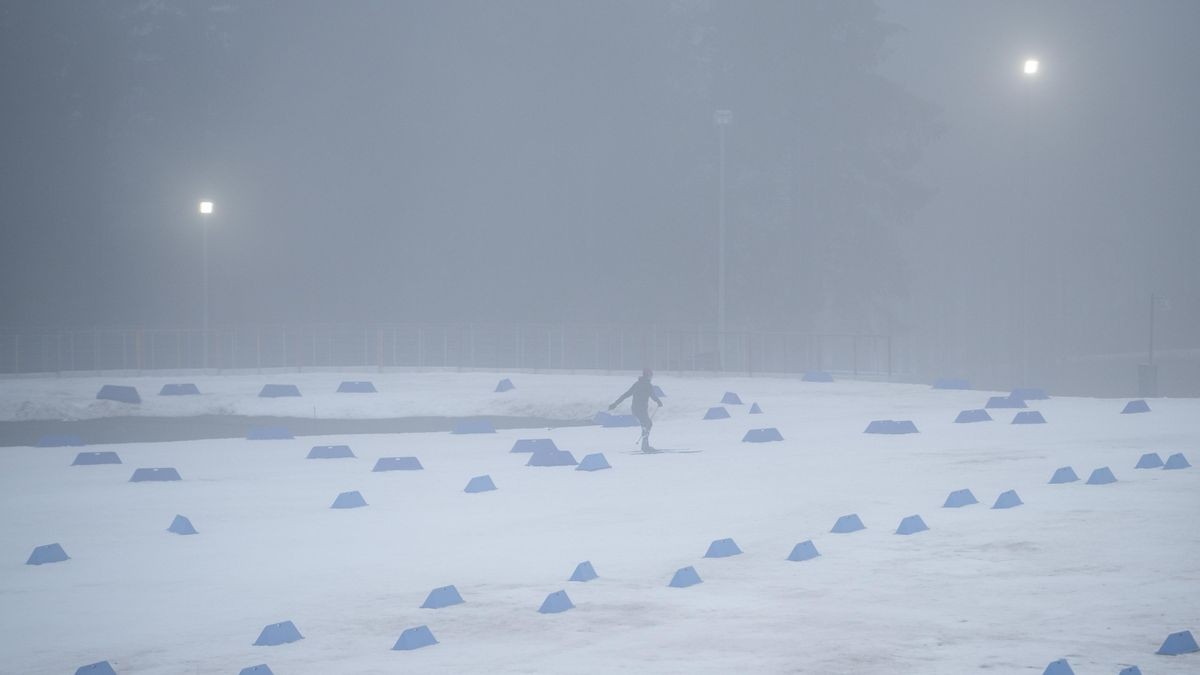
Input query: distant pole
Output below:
<box><xmin>1020</xmin><ymin>58</ymin><xmax>1039</xmax><ymax>386</ymax></box>
<box><xmin>198</xmin><ymin>200</ymin><xmax>214</xmax><ymax>371</ymax></box>
<box><xmin>714</xmin><ymin>109</ymin><xmax>733</xmax><ymax>371</ymax></box>
<box><xmin>1148</xmin><ymin>293</ymin><xmax>1156</xmax><ymax>365</ymax></box>
<box><xmin>202</xmin><ymin>224</ymin><xmax>208</xmax><ymax>370</ymax></box>
<box><xmin>1140</xmin><ymin>294</ymin><xmax>1167</xmax><ymax>398</ymax></box>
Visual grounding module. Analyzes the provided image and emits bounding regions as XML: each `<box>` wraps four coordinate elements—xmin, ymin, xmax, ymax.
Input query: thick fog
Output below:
<box><xmin>0</xmin><ymin>1</ymin><xmax>1196</xmax><ymax>394</ymax></box>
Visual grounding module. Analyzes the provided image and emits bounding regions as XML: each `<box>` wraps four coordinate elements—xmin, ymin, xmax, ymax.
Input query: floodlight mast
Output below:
<box><xmin>1019</xmin><ymin>59</ymin><xmax>1038</xmax><ymax>385</ymax></box>
<box><xmin>714</xmin><ymin>109</ymin><xmax>732</xmax><ymax>370</ymax></box>
<box><xmin>198</xmin><ymin>200</ymin><xmax>214</xmax><ymax>370</ymax></box>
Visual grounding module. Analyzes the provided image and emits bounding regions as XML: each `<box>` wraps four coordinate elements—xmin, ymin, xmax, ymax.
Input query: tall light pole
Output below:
<box><xmin>1020</xmin><ymin>58</ymin><xmax>1038</xmax><ymax>386</ymax></box>
<box><xmin>714</xmin><ymin>109</ymin><xmax>732</xmax><ymax>370</ymax></box>
<box><xmin>198</xmin><ymin>200</ymin><xmax>214</xmax><ymax>371</ymax></box>
<box><xmin>1143</xmin><ymin>294</ymin><xmax>1169</xmax><ymax>396</ymax></box>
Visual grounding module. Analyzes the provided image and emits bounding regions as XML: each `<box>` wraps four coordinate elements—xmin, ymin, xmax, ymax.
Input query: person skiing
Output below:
<box><xmin>609</xmin><ymin>368</ymin><xmax>663</xmax><ymax>452</ymax></box>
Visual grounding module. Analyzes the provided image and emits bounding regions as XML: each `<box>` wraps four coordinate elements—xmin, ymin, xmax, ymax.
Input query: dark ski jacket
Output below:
<box><xmin>611</xmin><ymin>376</ymin><xmax>662</xmax><ymax>413</ymax></box>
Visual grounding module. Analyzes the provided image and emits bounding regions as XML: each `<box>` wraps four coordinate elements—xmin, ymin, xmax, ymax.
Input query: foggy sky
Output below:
<box><xmin>877</xmin><ymin>0</ymin><xmax>1199</xmax><ymax>377</ymax></box>
<box><xmin>1</xmin><ymin>1</ymin><xmax>1197</xmax><ymax>388</ymax></box>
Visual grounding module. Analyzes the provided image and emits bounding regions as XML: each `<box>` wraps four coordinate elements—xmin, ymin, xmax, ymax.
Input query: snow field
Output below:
<box><xmin>0</xmin><ymin>373</ymin><xmax>1197</xmax><ymax>673</ymax></box>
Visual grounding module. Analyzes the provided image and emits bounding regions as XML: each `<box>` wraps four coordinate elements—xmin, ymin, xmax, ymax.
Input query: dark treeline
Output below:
<box><xmin>3</xmin><ymin>1</ymin><xmax>1197</xmax><ymax>394</ymax></box>
<box><xmin>0</xmin><ymin>1</ymin><xmax>935</xmax><ymax>332</ymax></box>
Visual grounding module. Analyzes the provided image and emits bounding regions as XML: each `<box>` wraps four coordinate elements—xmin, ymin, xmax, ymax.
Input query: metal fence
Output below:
<box><xmin>0</xmin><ymin>324</ymin><xmax>901</xmax><ymax>379</ymax></box>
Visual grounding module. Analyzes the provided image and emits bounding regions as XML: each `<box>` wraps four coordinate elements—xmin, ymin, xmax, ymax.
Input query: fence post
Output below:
<box><xmin>887</xmin><ymin>335</ymin><xmax>893</xmax><ymax>380</ymax></box>
<box><xmin>853</xmin><ymin>336</ymin><xmax>858</xmax><ymax>378</ymax></box>
<box><xmin>677</xmin><ymin>330</ymin><xmax>684</xmax><ymax>376</ymax></box>
<box><xmin>746</xmin><ymin>331</ymin><xmax>753</xmax><ymax>377</ymax></box>
<box><xmin>651</xmin><ymin>324</ymin><xmax>657</xmax><ymax>371</ymax></box>
<box><xmin>693</xmin><ymin>325</ymin><xmax>699</xmax><ymax>372</ymax></box>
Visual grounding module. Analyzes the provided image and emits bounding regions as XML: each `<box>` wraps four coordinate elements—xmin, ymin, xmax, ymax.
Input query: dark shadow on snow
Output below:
<box><xmin>0</xmin><ymin>415</ymin><xmax>594</xmax><ymax>447</ymax></box>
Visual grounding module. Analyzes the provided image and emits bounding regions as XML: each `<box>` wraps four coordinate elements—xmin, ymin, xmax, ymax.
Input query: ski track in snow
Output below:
<box><xmin>0</xmin><ymin>372</ymin><xmax>1197</xmax><ymax>674</ymax></box>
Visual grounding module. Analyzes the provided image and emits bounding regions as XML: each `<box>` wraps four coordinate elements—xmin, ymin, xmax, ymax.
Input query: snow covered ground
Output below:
<box><xmin>0</xmin><ymin>372</ymin><xmax>1197</xmax><ymax>674</ymax></box>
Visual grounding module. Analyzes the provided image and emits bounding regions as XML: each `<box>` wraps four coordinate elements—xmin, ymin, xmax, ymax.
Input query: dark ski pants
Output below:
<box><xmin>634</xmin><ymin>407</ymin><xmax>652</xmax><ymax>448</ymax></box>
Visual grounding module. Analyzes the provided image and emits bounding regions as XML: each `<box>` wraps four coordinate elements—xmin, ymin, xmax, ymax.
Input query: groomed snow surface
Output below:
<box><xmin>1</xmin><ymin>372</ymin><xmax>1197</xmax><ymax>674</ymax></box>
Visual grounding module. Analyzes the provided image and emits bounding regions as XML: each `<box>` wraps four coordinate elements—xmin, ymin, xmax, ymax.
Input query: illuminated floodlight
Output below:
<box><xmin>1023</xmin><ymin>59</ymin><xmax>1039</xmax><ymax>75</ymax></box>
<box><xmin>199</xmin><ymin>200</ymin><xmax>214</xmax><ymax>215</ymax></box>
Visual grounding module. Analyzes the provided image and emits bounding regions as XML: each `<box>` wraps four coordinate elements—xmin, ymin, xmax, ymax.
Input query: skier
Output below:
<box><xmin>609</xmin><ymin>368</ymin><xmax>663</xmax><ymax>452</ymax></box>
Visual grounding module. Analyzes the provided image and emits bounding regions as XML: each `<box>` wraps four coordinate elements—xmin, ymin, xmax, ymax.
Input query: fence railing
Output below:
<box><xmin>0</xmin><ymin>324</ymin><xmax>902</xmax><ymax>379</ymax></box>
